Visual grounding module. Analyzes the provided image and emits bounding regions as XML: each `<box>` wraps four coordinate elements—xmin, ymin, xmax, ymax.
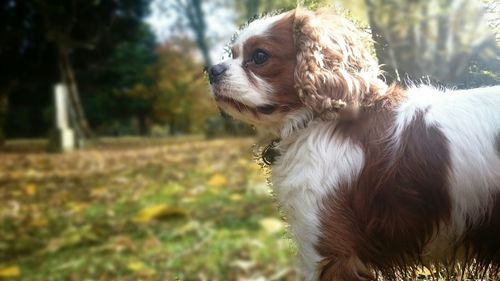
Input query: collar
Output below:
<box><xmin>262</xmin><ymin>139</ymin><xmax>280</xmax><ymax>166</ymax></box>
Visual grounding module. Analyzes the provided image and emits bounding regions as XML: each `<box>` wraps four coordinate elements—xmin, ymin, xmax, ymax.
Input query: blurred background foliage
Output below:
<box><xmin>0</xmin><ymin>0</ymin><xmax>499</xmax><ymax>280</ymax></box>
<box><xmin>0</xmin><ymin>0</ymin><xmax>499</xmax><ymax>142</ymax></box>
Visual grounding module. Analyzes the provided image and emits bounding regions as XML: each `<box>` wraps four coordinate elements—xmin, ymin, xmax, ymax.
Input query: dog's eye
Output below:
<box><xmin>252</xmin><ymin>49</ymin><xmax>269</xmax><ymax>65</ymax></box>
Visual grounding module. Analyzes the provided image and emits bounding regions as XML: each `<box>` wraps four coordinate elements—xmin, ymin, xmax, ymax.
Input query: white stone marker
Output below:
<box><xmin>49</xmin><ymin>83</ymin><xmax>75</xmax><ymax>152</ymax></box>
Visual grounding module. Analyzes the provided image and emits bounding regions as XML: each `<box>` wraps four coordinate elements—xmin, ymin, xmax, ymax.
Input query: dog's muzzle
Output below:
<box><xmin>208</xmin><ymin>63</ymin><xmax>228</xmax><ymax>84</ymax></box>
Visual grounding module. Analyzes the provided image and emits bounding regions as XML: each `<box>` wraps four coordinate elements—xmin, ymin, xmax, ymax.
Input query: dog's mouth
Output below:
<box><xmin>214</xmin><ymin>93</ymin><xmax>277</xmax><ymax>115</ymax></box>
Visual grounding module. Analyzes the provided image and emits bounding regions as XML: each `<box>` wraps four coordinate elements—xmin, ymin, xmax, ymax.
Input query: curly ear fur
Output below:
<box><xmin>293</xmin><ymin>8</ymin><xmax>386</xmax><ymax>120</ymax></box>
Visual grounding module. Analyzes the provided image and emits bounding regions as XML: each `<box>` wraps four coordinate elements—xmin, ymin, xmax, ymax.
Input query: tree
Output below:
<box><xmin>235</xmin><ymin>0</ymin><xmax>330</xmax><ymax>25</ymax></box>
<box><xmin>151</xmin><ymin>39</ymin><xmax>217</xmax><ymax>134</ymax></box>
<box><xmin>153</xmin><ymin>0</ymin><xmax>213</xmax><ymax>67</ymax></box>
<box><xmin>36</xmin><ymin>0</ymin><xmax>151</xmax><ymax>142</ymax></box>
<box><xmin>79</xmin><ymin>24</ymin><xmax>158</xmax><ymax>136</ymax></box>
<box><xmin>365</xmin><ymin>0</ymin><xmax>498</xmax><ymax>86</ymax></box>
<box><xmin>0</xmin><ymin>82</ymin><xmax>16</xmax><ymax>146</ymax></box>
<box><xmin>151</xmin><ymin>0</ymin><xmax>257</xmax><ymax>135</ymax></box>
<box><xmin>0</xmin><ymin>0</ymin><xmax>51</xmax><ymax>144</ymax></box>
<box><xmin>0</xmin><ymin>0</ymin><xmax>152</xmax><ymax>143</ymax></box>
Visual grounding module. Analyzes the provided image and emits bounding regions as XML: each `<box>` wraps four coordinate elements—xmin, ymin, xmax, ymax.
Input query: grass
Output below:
<box><xmin>1</xmin><ymin>137</ymin><xmax>496</xmax><ymax>280</ymax></box>
<box><xmin>0</xmin><ymin>137</ymin><xmax>298</xmax><ymax>280</ymax></box>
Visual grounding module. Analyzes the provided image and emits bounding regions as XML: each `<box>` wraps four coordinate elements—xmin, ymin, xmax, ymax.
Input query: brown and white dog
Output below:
<box><xmin>208</xmin><ymin>8</ymin><xmax>500</xmax><ymax>281</ymax></box>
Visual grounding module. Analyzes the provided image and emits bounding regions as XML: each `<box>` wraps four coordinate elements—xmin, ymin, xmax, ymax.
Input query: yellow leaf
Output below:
<box><xmin>416</xmin><ymin>267</ymin><xmax>432</xmax><ymax>276</ymax></box>
<box><xmin>127</xmin><ymin>261</ymin><xmax>155</xmax><ymax>276</ymax></box>
<box><xmin>0</xmin><ymin>266</ymin><xmax>21</xmax><ymax>277</ymax></box>
<box><xmin>207</xmin><ymin>174</ymin><xmax>227</xmax><ymax>187</ymax></box>
<box><xmin>259</xmin><ymin>218</ymin><xmax>285</xmax><ymax>235</ymax></box>
<box><xmin>24</xmin><ymin>184</ymin><xmax>37</xmax><ymax>196</ymax></box>
<box><xmin>133</xmin><ymin>204</ymin><xmax>186</xmax><ymax>223</ymax></box>
<box><xmin>127</xmin><ymin>261</ymin><xmax>145</xmax><ymax>271</ymax></box>
<box><xmin>68</xmin><ymin>202</ymin><xmax>88</xmax><ymax>214</ymax></box>
<box><xmin>229</xmin><ymin>194</ymin><xmax>243</xmax><ymax>201</ymax></box>
<box><xmin>90</xmin><ymin>187</ymin><xmax>109</xmax><ymax>199</ymax></box>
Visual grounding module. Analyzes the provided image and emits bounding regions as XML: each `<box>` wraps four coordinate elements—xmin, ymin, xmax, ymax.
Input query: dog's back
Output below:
<box><xmin>208</xmin><ymin>6</ymin><xmax>500</xmax><ymax>279</ymax></box>
<box><xmin>412</xmin><ymin>86</ymin><xmax>500</xmax><ymax>227</ymax></box>
<box><xmin>423</xmin><ymin>86</ymin><xmax>500</xmax><ymax>274</ymax></box>
<box><xmin>273</xmin><ymin>85</ymin><xmax>500</xmax><ymax>280</ymax></box>
<box><xmin>398</xmin><ymin>85</ymin><xmax>500</xmax><ymax>269</ymax></box>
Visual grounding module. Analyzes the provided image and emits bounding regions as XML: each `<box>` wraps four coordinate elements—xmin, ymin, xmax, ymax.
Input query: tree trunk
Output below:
<box><xmin>184</xmin><ymin>0</ymin><xmax>212</xmax><ymax>67</ymax></box>
<box><xmin>192</xmin><ymin>0</ymin><xmax>211</xmax><ymax>67</ymax></box>
<box><xmin>0</xmin><ymin>93</ymin><xmax>9</xmax><ymax>147</ymax></box>
<box><xmin>365</xmin><ymin>0</ymin><xmax>399</xmax><ymax>83</ymax></box>
<box><xmin>137</xmin><ymin>114</ymin><xmax>149</xmax><ymax>136</ymax></box>
<box><xmin>0</xmin><ymin>81</ymin><xmax>16</xmax><ymax>147</ymax></box>
<box><xmin>365</xmin><ymin>0</ymin><xmax>491</xmax><ymax>86</ymax></box>
<box><xmin>58</xmin><ymin>45</ymin><xmax>93</xmax><ymax>143</ymax></box>
<box><xmin>0</xmin><ymin>94</ymin><xmax>9</xmax><ymax>146</ymax></box>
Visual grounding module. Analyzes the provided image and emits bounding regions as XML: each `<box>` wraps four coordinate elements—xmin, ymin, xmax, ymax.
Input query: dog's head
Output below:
<box><xmin>209</xmin><ymin>8</ymin><xmax>385</xmax><ymax>130</ymax></box>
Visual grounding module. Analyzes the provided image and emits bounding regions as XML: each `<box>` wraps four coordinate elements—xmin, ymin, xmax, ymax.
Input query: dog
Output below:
<box><xmin>208</xmin><ymin>8</ymin><xmax>500</xmax><ymax>281</ymax></box>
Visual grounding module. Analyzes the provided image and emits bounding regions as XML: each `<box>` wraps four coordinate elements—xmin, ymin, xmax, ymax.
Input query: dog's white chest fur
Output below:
<box><xmin>270</xmin><ymin>120</ymin><xmax>365</xmax><ymax>280</ymax></box>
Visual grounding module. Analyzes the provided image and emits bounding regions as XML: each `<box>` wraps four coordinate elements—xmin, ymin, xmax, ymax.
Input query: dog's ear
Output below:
<box><xmin>293</xmin><ymin>9</ymin><xmax>384</xmax><ymax>119</ymax></box>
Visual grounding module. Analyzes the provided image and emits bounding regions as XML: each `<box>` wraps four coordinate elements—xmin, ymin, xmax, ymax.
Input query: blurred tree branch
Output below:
<box><xmin>158</xmin><ymin>0</ymin><xmax>212</xmax><ymax>67</ymax></box>
<box><xmin>365</xmin><ymin>0</ymin><xmax>498</xmax><ymax>86</ymax></box>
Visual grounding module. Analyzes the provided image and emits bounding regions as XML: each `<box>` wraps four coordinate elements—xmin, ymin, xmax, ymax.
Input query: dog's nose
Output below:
<box><xmin>208</xmin><ymin>64</ymin><xmax>228</xmax><ymax>84</ymax></box>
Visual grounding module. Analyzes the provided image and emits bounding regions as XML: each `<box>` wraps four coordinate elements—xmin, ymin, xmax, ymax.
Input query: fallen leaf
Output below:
<box><xmin>90</xmin><ymin>187</ymin><xmax>109</xmax><ymax>199</ymax></box>
<box><xmin>67</xmin><ymin>202</ymin><xmax>88</xmax><ymax>214</ymax></box>
<box><xmin>127</xmin><ymin>261</ymin><xmax>155</xmax><ymax>276</ymax></box>
<box><xmin>0</xmin><ymin>266</ymin><xmax>21</xmax><ymax>277</ymax></box>
<box><xmin>133</xmin><ymin>204</ymin><xmax>186</xmax><ymax>223</ymax></box>
<box><xmin>231</xmin><ymin>259</ymin><xmax>255</xmax><ymax>272</ymax></box>
<box><xmin>229</xmin><ymin>194</ymin><xmax>243</xmax><ymax>201</ymax></box>
<box><xmin>24</xmin><ymin>184</ymin><xmax>37</xmax><ymax>196</ymax></box>
<box><xmin>259</xmin><ymin>218</ymin><xmax>285</xmax><ymax>235</ymax></box>
<box><xmin>127</xmin><ymin>261</ymin><xmax>145</xmax><ymax>272</ymax></box>
<box><xmin>207</xmin><ymin>174</ymin><xmax>227</xmax><ymax>187</ymax></box>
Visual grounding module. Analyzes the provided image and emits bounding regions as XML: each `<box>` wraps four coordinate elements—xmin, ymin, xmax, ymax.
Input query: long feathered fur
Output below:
<box><xmin>293</xmin><ymin>8</ymin><xmax>387</xmax><ymax>120</ymax></box>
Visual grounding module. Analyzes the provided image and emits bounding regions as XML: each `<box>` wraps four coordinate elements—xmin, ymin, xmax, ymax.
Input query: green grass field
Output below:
<box><xmin>1</xmin><ymin>137</ymin><xmax>496</xmax><ymax>281</ymax></box>
<box><xmin>0</xmin><ymin>137</ymin><xmax>298</xmax><ymax>280</ymax></box>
